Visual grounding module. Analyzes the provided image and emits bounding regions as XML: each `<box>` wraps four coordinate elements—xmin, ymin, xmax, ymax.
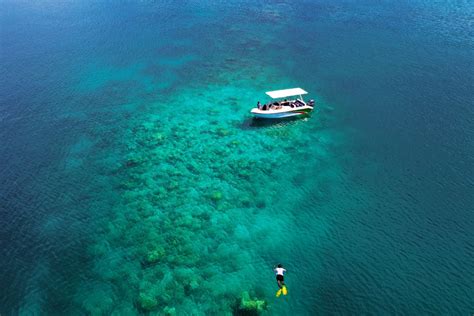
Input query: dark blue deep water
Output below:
<box><xmin>1</xmin><ymin>1</ymin><xmax>473</xmax><ymax>314</ymax></box>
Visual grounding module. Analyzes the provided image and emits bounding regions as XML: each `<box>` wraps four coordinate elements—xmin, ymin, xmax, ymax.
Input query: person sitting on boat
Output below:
<box><xmin>281</xmin><ymin>99</ymin><xmax>289</xmax><ymax>106</ymax></box>
<box><xmin>257</xmin><ymin>101</ymin><xmax>261</xmax><ymax>110</ymax></box>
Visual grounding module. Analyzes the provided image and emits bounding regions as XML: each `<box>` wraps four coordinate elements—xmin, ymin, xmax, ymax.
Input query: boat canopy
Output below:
<box><xmin>265</xmin><ymin>88</ymin><xmax>308</xmax><ymax>99</ymax></box>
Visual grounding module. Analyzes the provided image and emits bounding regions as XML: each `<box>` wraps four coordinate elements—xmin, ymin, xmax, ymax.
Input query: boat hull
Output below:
<box><xmin>251</xmin><ymin>106</ymin><xmax>313</xmax><ymax>119</ymax></box>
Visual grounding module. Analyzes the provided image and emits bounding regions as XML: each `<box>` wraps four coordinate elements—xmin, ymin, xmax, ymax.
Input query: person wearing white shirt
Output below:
<box><xmin>273</xmin><ymin>264</ymin><xmax>286</xmax><ymax>289</ymax></box>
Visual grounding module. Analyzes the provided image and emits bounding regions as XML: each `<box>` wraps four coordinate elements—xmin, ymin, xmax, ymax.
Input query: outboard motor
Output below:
<box><xmin>308</xmin><ymin>99</ymin><xmax>315</xmax><ymax>107</ymax></box>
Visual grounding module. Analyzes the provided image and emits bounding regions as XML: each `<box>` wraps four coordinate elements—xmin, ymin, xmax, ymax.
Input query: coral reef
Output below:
<box><xmin>145</xmin><ymin>246</ymin><xmax>166</xmax><ymax>264</ymax></box>
<box><xmin>239</xmin><ymin>291</ymin><xmax>267</xmax><ymax>312</ymax></box>
<box><xmin>138</xmin><ymin>292</ymin><xmax>158</xmax><ymax>311</ymax></box>
<box><xmin>71</xmin><ymin>45</ymin><xmax>337</xmax><ymax>315</ymax></box>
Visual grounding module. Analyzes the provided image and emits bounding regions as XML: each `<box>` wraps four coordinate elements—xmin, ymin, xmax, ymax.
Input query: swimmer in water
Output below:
<box><xmin>274</xmin><ymin>264</ymin><xmax>288</xmax><ymax>296</ymax></box>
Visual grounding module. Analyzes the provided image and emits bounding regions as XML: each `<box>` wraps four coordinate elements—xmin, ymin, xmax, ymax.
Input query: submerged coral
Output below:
<box><xmin>145</xmin><ymin>246</ymin><xmax>165</xmax><ymax>264</ymax></box>
<box><xmin>233</xmin><ymin>291</ymin><xmax>268</xmax><ymax>315</ymax></box>
<box><xmin>138</xmin><ymin>292</ymin><xmax>158</xmax><ymax>311</ymax></box>
<box><xmin>74</xmin><ymin>53</ymin><xmax>336</xmax><ymax>315</ymax></box>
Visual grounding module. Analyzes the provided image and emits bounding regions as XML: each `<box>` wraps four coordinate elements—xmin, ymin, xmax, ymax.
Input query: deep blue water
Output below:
<box><xmin>1</xmin><ymin>1</ymin><xmax>473</xmax><ymax>314</ymax></box>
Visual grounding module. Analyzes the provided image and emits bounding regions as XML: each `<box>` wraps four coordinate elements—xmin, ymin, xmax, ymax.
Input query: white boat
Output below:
<box><xmin>250</xmin><ymin>87</ymin><xmax>315</xmax><ymax>119</ymax></box>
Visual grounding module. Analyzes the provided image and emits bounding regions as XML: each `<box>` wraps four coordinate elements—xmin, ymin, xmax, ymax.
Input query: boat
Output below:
<box><xmin>250</xmin><ymin>87</ymin><xmax>315</xmax><ymax>119</ymax></box>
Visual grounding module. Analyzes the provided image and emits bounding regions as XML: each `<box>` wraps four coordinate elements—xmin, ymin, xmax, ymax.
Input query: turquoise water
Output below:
<box><xmin>1</xmin><ymin>1</ymin><xmax>473</xmax><ymax>314</ymax></box>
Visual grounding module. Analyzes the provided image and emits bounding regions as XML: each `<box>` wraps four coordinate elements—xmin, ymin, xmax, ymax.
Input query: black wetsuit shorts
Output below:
<box><xmin>276</xmin><ymin>274</ymin><xmax>284</xmax><ymax>281</ymax></box>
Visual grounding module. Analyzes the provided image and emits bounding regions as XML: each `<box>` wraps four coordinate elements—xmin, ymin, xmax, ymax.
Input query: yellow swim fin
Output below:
<box><xmin>276</xmin><ymin>289</ymin><xmax>282</xmax><ymax>297</ymax></box>
<box><xmin>282</xmin><ymin>286</ymin><xmax>288</xmax><ymax>295</ymax></box>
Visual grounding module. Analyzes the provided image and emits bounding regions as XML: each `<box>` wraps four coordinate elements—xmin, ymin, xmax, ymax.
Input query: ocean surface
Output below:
<box><xmin>1</xmin><ymin>1</ymin><xmax>473</xmax><ymax>314</ymax></box>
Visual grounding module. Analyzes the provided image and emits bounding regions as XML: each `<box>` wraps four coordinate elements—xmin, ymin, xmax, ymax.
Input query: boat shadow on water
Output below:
<box><xmin>240</xmin><ymin>115</ymin><xmax>312</xmax><ymax>130</ymax></box>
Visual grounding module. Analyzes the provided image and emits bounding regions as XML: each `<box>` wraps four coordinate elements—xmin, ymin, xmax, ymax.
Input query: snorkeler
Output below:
<box><xmin>274</xmin><ymin>264</ymin><xmax>288</xmax><ymax>297</ymax></box>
